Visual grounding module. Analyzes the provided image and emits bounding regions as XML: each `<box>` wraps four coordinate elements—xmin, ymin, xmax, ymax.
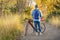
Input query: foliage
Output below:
<box><xmin>0</xmin><ymin>0</ymin><xmax>27</xmax><ymax>15</ymax></box>
<box><xmin>47</xmin><ymin>1</ymin><xmax>60</xmax><ymax>18</ymax></box>
<box><xmin>54</xmin><ymin>0</ymin><xmax>60</xmax><ymax>10</ymax></box>
<box><xmin>46</xmin><ymin>10</ymin><xmax>60</xmax><ymax>23</ymax></box>
<box><xmin>24</xmin><ymin>7</ymin><xmax>31</xmax><ymax>15</ymax></box>
<box><xmin>9</xmin><ymin>4</ymin><xmax>19</xmax><ymax>14</ymax></box>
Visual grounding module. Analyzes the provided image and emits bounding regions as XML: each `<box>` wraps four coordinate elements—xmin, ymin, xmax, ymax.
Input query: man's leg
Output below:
<box><xmin>37</xmin><ymin>21</ymin><xmax>43</xmax><ymax>35</ymax></box>
<box><xmin>37</xmin><ymin>21</ymin><xmax>41</xmax><ymax>32</ymax></box>
<box><xmin>34</xmin><ymin>21</ymin><xmax>38</xmax><ymax>35</ymax></box>
<box><xmin>34</xmin><ymin>21</ymin><xmax>37</xmax><ymax>32</ymax></box>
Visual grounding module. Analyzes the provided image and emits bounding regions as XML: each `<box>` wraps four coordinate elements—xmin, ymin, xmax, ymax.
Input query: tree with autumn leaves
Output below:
<box><xmin>0</xmin><ymin>0</ymin><xmax>28</xmax><ymax>16</ymax></box>
<box><xmin>0</xmin><ymin>0</ymin><xmax>60</xmax><ymax>19</ymax></box>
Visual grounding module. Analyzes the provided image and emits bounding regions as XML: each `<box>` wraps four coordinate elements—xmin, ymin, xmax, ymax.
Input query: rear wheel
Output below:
<box><xmin>24</xmin><ymin>22</ymin><xmax>33</xmax><ymax>36</ymax></box>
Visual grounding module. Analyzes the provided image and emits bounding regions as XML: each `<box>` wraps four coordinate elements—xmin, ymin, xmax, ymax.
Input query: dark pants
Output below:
<box><xmin>34</xmin><ymin>21</ymin><xmax>41</xmax><ymax>32</ymax></box>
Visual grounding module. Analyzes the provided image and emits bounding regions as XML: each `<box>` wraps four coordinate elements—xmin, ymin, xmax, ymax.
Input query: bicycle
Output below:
<box><xmin>24</xmin><ymin>18</ymin><xmax>46</xmax><ymax>36</ymax></box>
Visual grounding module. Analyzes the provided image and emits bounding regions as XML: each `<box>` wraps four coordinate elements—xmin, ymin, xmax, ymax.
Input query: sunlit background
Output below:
<box><xmin>0</xmin><ymin>0</ymin><xmax>60</xmax><ymax>40</ymax></box>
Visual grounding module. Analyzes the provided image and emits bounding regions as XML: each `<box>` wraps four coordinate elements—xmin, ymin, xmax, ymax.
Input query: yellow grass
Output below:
<box><xmin>49</xmin><ymin>16</ymin><xmax>60</xmax><ymax>26</ymax></box>
<box><xmin>0</xmin><ymin>14</ymin><xmax>24</xmax><ymax>40</ymax></box>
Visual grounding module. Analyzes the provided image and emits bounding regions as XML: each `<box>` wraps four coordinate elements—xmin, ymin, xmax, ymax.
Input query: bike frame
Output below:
<box><xmin>28</xmin><ymin>19</ymin><xmax>34</xmax><ymax>29</ymax></box>
<box><xmin>27</xmin><ymin>19</ymin><xmax>45</xmax><ymax>29</ymax></box>
<box><xmin>24</xmin><ymin>18</ymin><xmax>46</xmax><ymax>36</ymax></box>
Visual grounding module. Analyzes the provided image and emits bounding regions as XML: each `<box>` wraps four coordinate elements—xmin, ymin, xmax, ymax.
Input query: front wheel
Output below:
<box><xmin>40</xmin><ymin>23</ymin><xmax>46</xmax><ymax>33</ymax></box>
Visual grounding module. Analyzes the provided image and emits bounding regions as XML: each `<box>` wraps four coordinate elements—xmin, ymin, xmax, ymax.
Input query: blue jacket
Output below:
<box><xmin>32</xmin><ymin>8</ymin><xmax>42</xmax><ymax>21</ymax></box>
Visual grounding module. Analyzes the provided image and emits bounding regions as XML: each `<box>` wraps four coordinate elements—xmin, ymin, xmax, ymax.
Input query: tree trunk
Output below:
<box><xmin>0</xmin><ymin>1</ymin><xmax>2</xmax><ymax>16</ymax></box>
<box><xmin>17</xmin><ymin>0</ymin><xmax>27</xmax><ymax>15</ymax></box>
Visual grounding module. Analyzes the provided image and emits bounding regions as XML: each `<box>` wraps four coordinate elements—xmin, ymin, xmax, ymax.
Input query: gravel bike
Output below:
<box><xmin>24</xmin><ymin>18</ymin><xmax>46</xmax><ymax>36</ymax></box>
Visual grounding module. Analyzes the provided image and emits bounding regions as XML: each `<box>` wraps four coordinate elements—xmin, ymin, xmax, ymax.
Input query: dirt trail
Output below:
<box><xmin>21</xmin><ymin>23</ymin><xmax>60</xmax><ymax>40</ymax></box>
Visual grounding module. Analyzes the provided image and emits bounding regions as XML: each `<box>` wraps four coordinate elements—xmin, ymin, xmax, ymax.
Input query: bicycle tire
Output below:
<box><xmin>24</xmin><ymin>22</ymin><xmax>28</xmax><ymax>36</ymax></box>
<box><xmin>24</xmin><ymin>22</ymin><xmax>33</xmax><ymax>36</ymax></box>
<box><xmin>40</xmin><ymin>23</ymin><xmax>46</xmax><ymax>33</ymax></box>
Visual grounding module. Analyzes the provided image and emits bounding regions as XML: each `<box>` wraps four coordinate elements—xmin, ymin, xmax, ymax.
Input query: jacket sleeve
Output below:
<box><xmin>39</xmin><ymin>10</ymin><xmax>43</xmax><ymax>18</ymax></box>
<box><xmin>32</xmin><ymin>10</ymin><xmax>34</xmax><ymax>17</ymax></box>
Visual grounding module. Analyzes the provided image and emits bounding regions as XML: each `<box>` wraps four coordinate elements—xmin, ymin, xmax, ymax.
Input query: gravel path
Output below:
<box><xmin>21</xmin><ymin>23</ymin><xmax>60</xmax><ymax>40</ymax></box>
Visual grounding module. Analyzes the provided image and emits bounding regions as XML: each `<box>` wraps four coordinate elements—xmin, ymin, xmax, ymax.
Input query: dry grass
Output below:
<box><xmin>49</xmin><ymin>16</ymin><xmax>60</xmax><ymax>28</ymax></box>
<box><xmin>0</xmin><ymin>14</ymin><xmax>24</xmax><ymax>40</ymax></box>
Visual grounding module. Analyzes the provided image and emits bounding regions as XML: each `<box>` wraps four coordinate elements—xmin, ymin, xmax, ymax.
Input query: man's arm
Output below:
<box><xmin>32</xmin><ymin>10</ymin><xmax>34</xmax><ymax>18</ymax></box>
<box><xmin>39</xmin><ymin>10</ymin><xmax>43</xmax><ymax>18</ymax></box>
<box><xmin>40</xmin><ymin>10</ymin><xmax>43</xmax><ymax>18</ymax></box>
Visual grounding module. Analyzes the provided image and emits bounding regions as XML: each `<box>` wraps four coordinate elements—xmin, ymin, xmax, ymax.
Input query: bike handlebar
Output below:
<box><xmin>24</xmin><ymin>18</ymin><xmax>45</xmax><ymax>22</ymax></box>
